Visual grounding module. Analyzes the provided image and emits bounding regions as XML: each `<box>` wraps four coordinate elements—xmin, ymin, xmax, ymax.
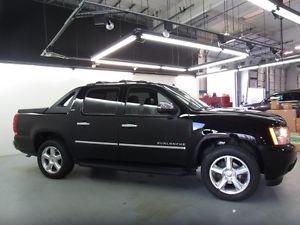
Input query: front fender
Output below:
<box><xmin>187</xmin><ymin>132</ymin><xmax>260</xmax><ymax>169</ymax></box>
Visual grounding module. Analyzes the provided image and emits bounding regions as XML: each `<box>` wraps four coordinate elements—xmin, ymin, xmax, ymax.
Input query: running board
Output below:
<box><xmin>78</xmin><ymin>160</ymin><xmax>190</xmax><ymax>176</ymax></box>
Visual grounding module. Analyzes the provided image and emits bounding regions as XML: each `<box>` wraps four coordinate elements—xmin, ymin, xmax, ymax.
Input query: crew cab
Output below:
<box><xmin>13</xmin><ymin>81</ymin><xmax>297</xmax><ymax>201</ymax></box>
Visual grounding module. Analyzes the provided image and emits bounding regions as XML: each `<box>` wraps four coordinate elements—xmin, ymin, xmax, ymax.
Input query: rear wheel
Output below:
<box><xmin>37</xmin><ymin>140</ymin><xmax>74</xmax><ymax>179</ymax></box>
<box><xmin>201</xmin><ymin>145</ymin><xmax>260</xmax><ymax>201</ymax></box>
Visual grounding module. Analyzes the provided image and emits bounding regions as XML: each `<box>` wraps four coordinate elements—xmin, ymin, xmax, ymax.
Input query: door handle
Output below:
<box><xmin>77</xmin><ymin>122</ymin><xmax>90</xmax><ymax>126</ymax></box>
<box><xmin>121</xmin><ymin>124</ymin><xmax>138</xmax><ymax>128</ymax></box>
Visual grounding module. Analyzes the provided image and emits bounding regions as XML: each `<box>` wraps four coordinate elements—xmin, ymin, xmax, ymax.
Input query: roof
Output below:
<box><xmin>87</xmin><ymin>80</ymin><xmax>157</xmax><ymax>86</ymax></box>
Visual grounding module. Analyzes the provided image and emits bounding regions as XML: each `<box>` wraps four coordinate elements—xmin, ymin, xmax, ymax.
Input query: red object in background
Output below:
<box><xmin>200</xmin><ymin>95</ymin><xmax>232</xmax><ymax>108</ymax></box>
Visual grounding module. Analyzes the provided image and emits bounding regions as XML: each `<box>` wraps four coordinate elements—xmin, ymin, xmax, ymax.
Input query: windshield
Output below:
<box><xmin>163</xmin><ymin>85</ymin><xmax>209</xmax><ymax>111</ymax></box>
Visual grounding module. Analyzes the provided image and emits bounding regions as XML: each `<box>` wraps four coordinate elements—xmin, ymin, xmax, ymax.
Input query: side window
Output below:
<box><xmin>283</xmin><ymin>93</ymin><xmax>293</xmax><ymax>101</ymax></box>
<box><xmin>294</xmin><ymin>92</ymin><xmax>300</xmax><ymax>100</ymax></box>
<box><xmin>58</xmin><ymin>92</ymin><xmax>75</xmax><ymax>107</ymax></box>
<box><xmin>270</xmin><ymin>94</ymin><xmax>283</xmax><ymax>101</ymax></box>
<box><xmin>125</xmin><ymin>88</ymin><xmax>175</xmax><ymax>116</ymax></box>
<box><xmin>83</xmin><ymin>88</ymin><xmax>119</xmax><ymax>115</ymax></box>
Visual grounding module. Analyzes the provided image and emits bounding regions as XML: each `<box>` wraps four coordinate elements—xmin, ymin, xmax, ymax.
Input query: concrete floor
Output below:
<box><xmin>0</xmin><ymin>154</ymin><xmax>299</xmax><ymax>225</ymax></box>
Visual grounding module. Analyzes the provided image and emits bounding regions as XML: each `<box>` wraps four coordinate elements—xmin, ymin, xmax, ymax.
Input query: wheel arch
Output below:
<box><xmin>33</xmin><ymin>130</ymin><xmax>73</xmax><ymax>158</ymax></box>
<box><xmin>193</xmin><ymin>133</ymin><xmax>264</xmax><ymax>173</ymax></box>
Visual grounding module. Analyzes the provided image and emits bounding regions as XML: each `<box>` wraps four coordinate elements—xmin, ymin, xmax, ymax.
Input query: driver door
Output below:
<box><xmin>118</xmin><ymin>85</ymin><xmax>192</xmax><ymax>166</ymax></box>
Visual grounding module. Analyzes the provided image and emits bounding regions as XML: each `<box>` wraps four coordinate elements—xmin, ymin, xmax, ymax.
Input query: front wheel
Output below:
<box><xmin>37</xmin><ymin>139</ymin><xmax>74</xmax><ymax>179</ymax></box>
<box><xmin>201</xmin><ymin>145</ymin><xmax>260</xmax><ymax>201</ymax></box>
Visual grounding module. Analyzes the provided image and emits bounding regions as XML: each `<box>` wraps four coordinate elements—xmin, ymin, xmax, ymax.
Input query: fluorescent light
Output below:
<box><xmin>247</xmin><ymin>0</ymin><xmax>300</xmax><ymax>25</ymax></box>
<box><xmin>275</xmin><ymin>7</ymin><xmax>300</xmax><ymax>25</ymax></box>
<box><xmin>225</xmin><ymin>38</ymin><xmax>236</xmax><ymax>44</ymax></box>
<box><xmin>196</xmin><ymin>69</ymin><xmax>238</xmax><ymax>78</ymax></box>
<box><xmin>238</xmin><ymin>65</ymin><xmax>259</xmax><ymax>71</ymax></box>
<box><xmin>141</xmin><ymin>33</ymin><xmax>222</xmax><ymax>52</ymax></box>
<box><xmin>141</xmin><ymin>33</ymin><xmax>247</xmax><ymax>57</ymax></box>
<box><xmin>196</xmin><ymin>57</ymin><xmax>300</xmax><ymax>77</ymax></box>
<box><xmin>96</xmin><ymin>60</ymin><xmax>161</xmax><ymax>69</ymax></box>
<box><xmin>284</xmin><ymin>50</ymin><xmax>294</xmax><ymax>55</ymax></box>
<box><xmin>161</xmin><ymin>66</ymin><xmax>187</xmax><ymax>72</ymax></box>
<box><xmin>97</xmin><ymin>60</ymin><xmax>187</xmax><ymax>72</ymax></box>
<box><xmin>91</xmin><ymin>35</ymin><xmax>137</xmax><ymax>61</ymax></box>
<box><xmin>238</xmin><ymin>57</ymin><xmax>300</xmax><ymax>72</ymax></box>
<box><xmin>247</xmin><ymin>0</ymin><xmax>276</xmax><ymax>12</ymax></box>
<box><xmin>188</xmin><ymin>55</ymin><xmax>247</xmax><ymax>71</ymax></box>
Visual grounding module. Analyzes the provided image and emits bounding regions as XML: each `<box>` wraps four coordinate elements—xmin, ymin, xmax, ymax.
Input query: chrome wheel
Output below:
<box><xmin>209</xmin><ymin>155</ymin><xmax>250</xmax><ymax>195</ymax></box>
<box><xmin>41</xmin><ymin>146</ymin><xmax>62</xmax><ymax>174</ymax></box>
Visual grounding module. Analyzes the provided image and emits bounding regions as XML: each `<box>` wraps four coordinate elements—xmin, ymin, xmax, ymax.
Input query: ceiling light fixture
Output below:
<box><xmin>188</xmin><ymin>55</ymin><xmax>247</xmax><ymax>71</ymax></box>
<box><xmin>197</xmin><ymin>57</ymin><xmax>300</xmax><ymax>78</ymax></box>
<box><xmin>247</xmin><ymin>0</ymin><xmax>276</xmax><ymax>12</ymax></box>
<box><xmin>91</xmin><ymin>35</ymin><xmax>137</xmax><ymax>61</ymax></box>
<box><xmin>96</xmin><ymin>59</ymin><xmax>161</xmax><ymax>69</ymax></box>
<box><xmin>161</xmin><ymin>66</ymin><xmax>187</xmax><ymax>72</ymax></box>
<box><xmin>106</xmin><ymin>19</ymin><xmax>115</xmax><ymax>30</ymax></box>
<box><xmin>284</xmin><ymin>50</ymin><xmax>294</xmax><ymax>55</ymax></box>
<box><xmin>275</xmin><ymin>7</ymin><xmax>300</xmax><ymax>24</ymax></box>
<box><xmin>295</xmin><ymin>45</ymin><xmax>300</xmax><ymax>50</ymax></box>
<box><xmin>96</xmin><ymin>60</ymin><xmax>186</xmax><ymax>72</ymax></box>
<box><xmin>140</xmin><ymin>33</ymin><xmax>248</xmax><ymax>57</ymax></box>
<box><xmin>247</xmin><ymin>0</ymin><xmax>300</xmax><ymax>25</ymax></box>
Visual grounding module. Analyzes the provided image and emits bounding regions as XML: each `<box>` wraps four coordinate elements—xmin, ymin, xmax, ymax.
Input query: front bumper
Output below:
<box><xmin>259</xmin><ymin>144</ymin><xmax>297</xmax><ymax>185</ymax></box>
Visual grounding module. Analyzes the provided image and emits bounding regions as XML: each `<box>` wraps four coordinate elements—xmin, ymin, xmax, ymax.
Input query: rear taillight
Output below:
<box><xmin>13</xmin><ymin>114</ymin><xmax>19</xmax><ymax>135</ymax></box>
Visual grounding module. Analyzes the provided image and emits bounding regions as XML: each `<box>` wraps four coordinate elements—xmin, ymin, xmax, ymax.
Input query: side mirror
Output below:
<box><xmin>157</xmin><ymin>102</ymin><xmax>178</xmax><ymax>115</ymax></box>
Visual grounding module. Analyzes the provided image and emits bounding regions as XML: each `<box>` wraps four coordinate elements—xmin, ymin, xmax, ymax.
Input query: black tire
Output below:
<box><xmin>201</xmin><ymin>144</ymin><xmax>260</xmax><ymax>201</ymax></box>
<box><xmin>37</xmin><ymin>139</ymin><xmax>74</xmax><ymax>179</ymax></box>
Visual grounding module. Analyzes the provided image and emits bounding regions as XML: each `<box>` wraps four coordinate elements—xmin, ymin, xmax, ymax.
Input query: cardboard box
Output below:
<box><xmin>270</xmin><ymin>100</ymin><xmax>280</xmax><ymax>110</ymax></box>
<box><xmin>267</xmin><ymin>109</ymin><xmax>297</xmax><ymax>132</ymax></box>
<box><xmin>296</xmin><ymin>118</ymin><xmax>300</xmax><ymax>133</ymax></box>
<box><xmin>283</xmin><ymin>102</ymin><xmax>293</xmax><ymax>110</ymax></box>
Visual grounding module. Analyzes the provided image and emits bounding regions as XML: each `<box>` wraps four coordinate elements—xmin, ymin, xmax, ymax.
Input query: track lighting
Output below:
<box><xmin>246</xmin><ymin>43</ymin><xmax>255</xmax><ymax>54</ymax></box>
<box><xmin>162</xmin><ymin>21</ymin><xmax>172</xmax><ymax>38</ymax></box>
<box><xmin>247</xmin><ymin>0</ymin><xmax>300</xmax><ymax>25</ymax></box>
<box><xmin>106</xmin><ymin>20</ymin><xmax>114</xmax><ymax>30</ymax></box>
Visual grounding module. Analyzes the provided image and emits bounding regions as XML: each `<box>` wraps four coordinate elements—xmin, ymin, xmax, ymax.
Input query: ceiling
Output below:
<box><xmin>34</xmin><ymin>0</ymin><xmax>300</xmax><ymax>69</ymax></box>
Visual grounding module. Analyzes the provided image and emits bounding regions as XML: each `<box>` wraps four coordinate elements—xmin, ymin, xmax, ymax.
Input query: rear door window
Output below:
<box><xmin>83</xmin><ymin>87</ymin><xmax>120</xmax><ymax>115</ymax></box>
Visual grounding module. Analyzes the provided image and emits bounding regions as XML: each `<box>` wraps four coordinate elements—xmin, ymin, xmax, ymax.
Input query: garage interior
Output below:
<box><xmin>1</xmin><ymin>0</ymin><xmax>300</xmax><ymax>224</ymax></box>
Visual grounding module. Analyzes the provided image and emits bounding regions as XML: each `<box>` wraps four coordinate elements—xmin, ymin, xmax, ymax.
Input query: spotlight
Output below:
<box><xmin>246</xmin><ymin>43</ymin><xmax>255</xmax><ymax>54</ymax></box>
<box><xmin>162</xmin><ymin>21</ymin><xmax>172</xmax><ymax>38</ymax></box>
<box><xmin>106</xmin><ymin>20</ymin><xmax>114</xmax><ymax>31</ymax></box>
<box><xmin>270</xmin><ymin>47</ymin><xmax>282</xmax><ymax>61</ymax></box>
<box><xmin>217</xmin><ymin>35</ymin><xmax>225</xmax><ymax>48</ymax></box>
<box><xmin>162</xmin><ymin>30</ymin><xmax>170</xmax><ymax>38</ymax></box>
<box><xmin>275</xmin><ymin>52</ymin><xmax>281</xmax><ymax>62</ymax></box>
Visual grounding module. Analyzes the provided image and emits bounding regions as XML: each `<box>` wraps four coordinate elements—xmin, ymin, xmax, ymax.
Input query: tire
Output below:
<box><xmin>37</xmin><ymin>139</ymin><xmax>74</xmax><ymax>179</ymax></box>
<box><xmin>201</xmin><ymin>144</ymin><xmax>260</xmax><ymax>201</ymax></box>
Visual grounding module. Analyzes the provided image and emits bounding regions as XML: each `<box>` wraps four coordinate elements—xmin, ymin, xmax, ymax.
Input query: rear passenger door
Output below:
<box><xmin>73</xmin><ymin>86</ymin><xmax>122</xmax><ymax>161</ymax></box>
<box><xmin>118</xmin><ymin>85</ymin><xmax>191</xmax><ymax>166</ymax></box>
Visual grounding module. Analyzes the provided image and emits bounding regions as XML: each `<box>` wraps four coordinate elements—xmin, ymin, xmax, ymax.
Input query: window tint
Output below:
<box><xmin>270</xmin><ymin>94</ymin><xmax>283</xmax><ymax>101</ymax></box>
<box><xmin>83</xmin><ymin>88</ymin><xmax>119</xmax><ymax>114</ymax></box>
<box><xmin>283</xmin><ymin>93</ymin><xmax>293</xmax><ymax>101</ymax></box>
<box><xmin>283</xmin><ymin>92</ymin><xmax>300</xmax><ymax>101</ymax></box>
<box><xmin>57</xmin><ymin>92</ymin><xmax>75</xmax><ymax>107</ymax></box>
<box><xmin>125</xmin><ymin>88</ymin><xmax>174</xmax><ymax>116</ymax></box>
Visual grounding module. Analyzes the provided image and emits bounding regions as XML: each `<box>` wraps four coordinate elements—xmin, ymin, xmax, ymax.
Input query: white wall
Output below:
<box><xmin>205</xmin><ymin>70</ymin><xmax>237</xmax><ymax>107</ymax></box>
<box><xmin>286</xmin><ymin>64</ymin><xmax>299</xmax><ymax>90</ymax></box>
<box><xmin>0</xmin><ymin>62</ymin><xmax>198</xmax><ymax>156</ymax></box>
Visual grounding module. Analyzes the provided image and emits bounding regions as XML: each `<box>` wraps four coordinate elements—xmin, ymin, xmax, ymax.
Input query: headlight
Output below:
<box><xmin>269</xmin><ymin>127</ymin><xmax>290</xmax><ymax>145</ymax></box>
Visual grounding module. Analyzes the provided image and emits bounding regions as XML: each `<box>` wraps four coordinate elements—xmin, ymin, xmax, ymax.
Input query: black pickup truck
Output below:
<box><xmin>14</xmin><ymin>81</ymin><xmax>297</xmax><ymax>201</ymax></box>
